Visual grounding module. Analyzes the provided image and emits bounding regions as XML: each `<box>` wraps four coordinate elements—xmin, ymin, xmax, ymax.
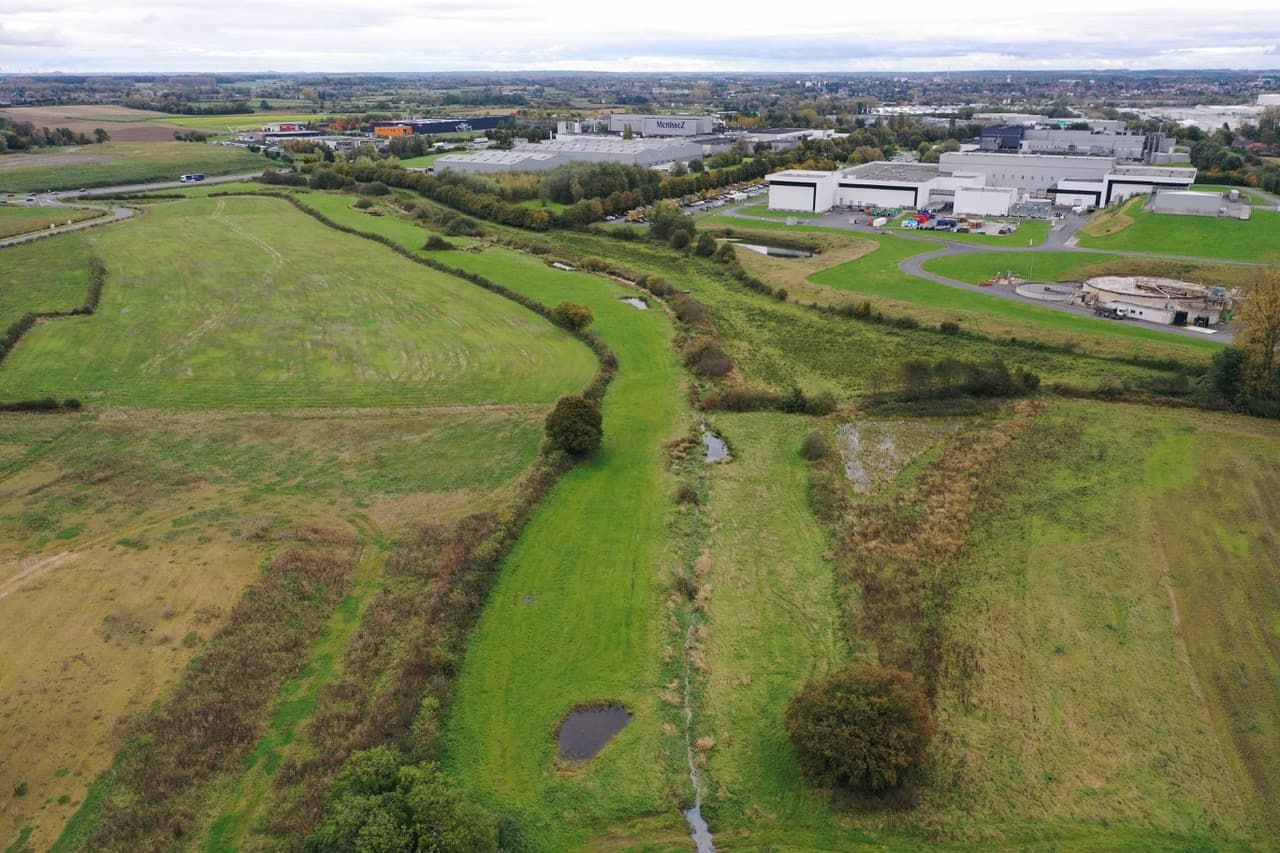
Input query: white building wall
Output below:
<box><xmin>955</xmin><ymin>187</ymin><xmax>1017</xmax><ymax>217</ymax></box>
<box><xmin>835</xmin><ymin>185</ymin><xmax>917</xmax><ymax>208</ymax></box>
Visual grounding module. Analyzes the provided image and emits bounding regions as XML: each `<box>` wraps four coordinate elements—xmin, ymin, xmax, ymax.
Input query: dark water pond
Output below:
<box><xmin>557</xmin><ymin>706</ymin><xmax>631</xmax><ymax>760</ymax></box>
<box><xmin>738</xmin><ymin>242</ymin><xmax>814</xmax><ymax>258</ymax></box>
<box><xmin>702</xmin><ymin>431</ymin><xmax>730</xmax><ymax>462</ymax></box>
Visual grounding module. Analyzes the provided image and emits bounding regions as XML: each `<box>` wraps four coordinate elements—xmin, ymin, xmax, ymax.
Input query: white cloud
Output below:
<box><xmin>1</xmin><ymin>0</ymin><xmax>1278</xmax><ymax>72</ymax></box>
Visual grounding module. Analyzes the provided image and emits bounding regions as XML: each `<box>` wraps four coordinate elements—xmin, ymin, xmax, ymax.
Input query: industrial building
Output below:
<box><xmin>1150</xmin><ymin>189</ymin><xmax>1252</xmax><ymax>220</ymax></box>
<box><xmin>607</xmin><ymin>113</ymin><xmax>716</xmax><ymax>136</ymax></box>
<box><xmin>979</xmin><ymin>125</ymin><xmax>1175</xmax><ymax>162</ymax></box>
<box><xmin>767</xmin><ymin>154</ymin><xmax>1197</xmax><ymax>215</ymax></box>
<box><xmin>436</xmin><ymin>136</ymin><xmax>704</xmax><ymax>174</ymax></box>
<box><xmin>940</xmin><ymin>152</ymin><xmax>1196</xmax><ymax>206</ymax></box>
<box><xmin>370</xmin><ymin>116</ymin><xmax>508</xmax><ymax>138</ymax></box>
<box><xmin>1082</xmin><ymin>276</ymin><xmax>1231</xmax><ymax>326</ymax></box>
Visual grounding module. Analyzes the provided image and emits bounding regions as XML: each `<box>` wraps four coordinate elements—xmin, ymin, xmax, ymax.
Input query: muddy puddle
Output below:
<box><xmin>702</xmin><ymin>431</ymin><xmax>730</xmax><ymax>463</ymax></box>
<box><xmin>621</xmin><ymin>297</ymin><xmax>649</xmax><ymax>310</ymax></box>
<box><xmin>557</xmin><ymin>706</ymin><xmax>631</xmax><ymax>760</ymax></box>
<box><xmin>837</xmin><ymin>419</ymin><xmax>963</xmax><ymax>494</ymax></box>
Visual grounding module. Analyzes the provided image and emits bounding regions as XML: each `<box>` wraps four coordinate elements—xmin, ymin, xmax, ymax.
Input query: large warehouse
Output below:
<box><xmin>767</xmin><ymin>155</ymin><xmax>1197</xmax><ymax>214</ymax></box>
<box><xmin>607</xmin><ymin>113</ymin><xmax>716</xmax><ymax>136</ymax></box>
<box><xmin>370</xmin><ymin>116</ymin><xmax>508</xmax><ymax>137</ymax></box>
<box><xmin>437</xmin><ymin>136</ymin><xmax>703</xmax><ymax>173</ymax></box>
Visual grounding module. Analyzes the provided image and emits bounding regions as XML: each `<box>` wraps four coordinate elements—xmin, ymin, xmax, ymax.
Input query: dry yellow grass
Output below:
<box><xmin>1080</xmin><ymin>196</ymin><xmax>1142</xmax><ymax>238</ymax></box>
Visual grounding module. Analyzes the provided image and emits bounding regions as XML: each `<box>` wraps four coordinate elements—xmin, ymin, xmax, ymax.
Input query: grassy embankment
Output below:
<box><xmin>0</xmin><ymin>196</ymin><xmax>595</xmax><ymax>408</ymax></box>
<box><xmin>0</xmin><ymin>143</ymin><xmax>266</xmax><ymax>193</ymax></box>
<box><xmin>552</xmin><ymin>230</ymin><xmax>1203</xmax><ymax>395</ymax></box>
<box><xmin>212</xmin><ymin>191</ymin><xmax>694</xmax><ymax>846</ymax></box>
<box><xmin>1078</xmin><ymin>199</ymin><xmax>1280</xmax><ymax>262</ymax></box>
<box><xmin>2</xmin><ymin>196</ymin><xmax>594</xmax><ymax>851</ymax></box>
<box><xmin>0</xmin><ymin>206</ymin><xmax>101</xmax><ymax>239</ymax></box>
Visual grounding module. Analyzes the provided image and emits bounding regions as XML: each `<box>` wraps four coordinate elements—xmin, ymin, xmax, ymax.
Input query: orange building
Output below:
<box><xmin>374</xmin><ymin>125</ymin><xmax>413</xmax><ymax>138</ymax></box>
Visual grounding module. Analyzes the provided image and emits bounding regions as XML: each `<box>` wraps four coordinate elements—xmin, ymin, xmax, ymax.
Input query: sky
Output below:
<box><xmin>1</xmin><ymin>0</ymin><xmax>1279</xmax><ymax>74</ymax></box>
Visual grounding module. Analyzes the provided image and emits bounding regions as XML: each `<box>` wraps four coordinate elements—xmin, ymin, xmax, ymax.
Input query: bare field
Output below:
<box><xmin>0</xmin><ymin>403</ymin><xmax>548</xmax><ymax>850</ymax></box>
<box><xmin>0</xmin><ymin>106</ymin><xmax>202</xmax><ymax>143</ymax></box>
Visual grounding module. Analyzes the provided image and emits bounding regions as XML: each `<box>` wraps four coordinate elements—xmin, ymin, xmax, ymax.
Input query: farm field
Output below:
<box><xmin>0</xmin><ymin>205</ymin><xmax>101</xmax><ymax>239</ymax></box>
<box><xmin>0</xmin><ymin>233</ymin><xmax>97</xmax><ymax>326</ymax></box>
<box><xmin>12</xmin><ymin>173</ymin><xmax>1279</xmax><ymax>852</ymax></box>
<box><xmin>0</xmin><ymin>194</ymin><xmax>605</xmax><ymax>850</ymax></box>
<box><xmin>0</xmin><ymin>196</ymin><xmax>596</xmax><ymax>407</ymax></box>
<box><xmin>1077</xmin><ymin>201</ymin><xmax>1280</xmax><ymax>262</ymax></box>
<box><xmin>0</xmin><ymin>142</ymin><xmax>266</xmax><ymax>193</ymax></box>
<box><xmin>0</xmin><ymin>105</ymin><xmax>204</xmax><ymax>143</ymax></box>
<box><xmin>910</xmin><ymin>401</ymin><xmax>1280</xmax><ymax>845</ymax></box>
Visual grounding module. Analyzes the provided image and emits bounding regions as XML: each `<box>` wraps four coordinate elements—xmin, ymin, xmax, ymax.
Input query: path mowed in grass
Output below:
<box><xmin>0</xmin><ymin>196</ymin><xmax>596</xmax><ymax>408</ymax></box>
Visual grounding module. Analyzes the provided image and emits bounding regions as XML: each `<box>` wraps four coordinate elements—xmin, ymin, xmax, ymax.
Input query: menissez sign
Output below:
<box><xmin>655</xmin><ymin>120</ymin><xmax>687</xmax><ymax>129</ymax></box>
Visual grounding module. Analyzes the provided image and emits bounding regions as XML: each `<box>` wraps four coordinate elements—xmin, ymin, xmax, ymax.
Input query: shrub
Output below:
<box><xmin>443</xmin><ymin>216</ymin><xmax>480</xmax><ymax>237</ymax></box>
<box><xmin>357</xmin><ymin>181</ymin><xmax>390</xmax><ymax>196</ymax></box>
<box><xmin>939</xmin><ymin>320</ymin><xmax>960</xmax><ymax>335</ymax></box>
<box><xmin>683</xmin><ymin>337</ymin><xmax>734</xmax><ymax>378</ymax></box>
<box><xmin>774</xmin><ymin>288</ymin><xmax>788</xmax><ymax>301</ymax></box>
<box><xmin>423</xmin><ymin>235</ymin><xmax>455</xmax><ymax>251</ymax></box>
<box><xmin>579</xmin><ymin>255</ymin><xmax>608</xmax><ymax>272</ymax></box>
<box><xmin>694</xmin><ymin>232</ymin><xmax>717</xmax><ymax>257</ymax></box>
<box><xmin>545</xmin><ymin>395</ymin><xmax>603</xmax><ymax>455</ymax></box>
<box><xmin>553</xmin><ymin>301</ymin><xmax>594</xmax><ymax>331</ymax></box>
<box><xmin>675</xmin><ymin>483</ymin><xmax>700</xmax><ymax>504</ymax></box>
<box><xmin>307</xmin><ymin>748</ymin><xmax>497</xmax><ymax>852</ymax></box>
<box><xmin>715</xmin><ymin>242</ymin><xmax>737</xmax><ymax>263</ymax></box>
<box><xmin>800</xmin><ymin>430</ymin><xmax>830</xmax><ymax>461</ymax></box>
<box><xmin>785</xmin><ymin>662</ymin><xmax>934</xmax><ymax>793</ymax></box>
<box><xmin>352</xmin><ymin>198</ymin><xmax>373</xmax><ymax>210</ymax></box>
<box><xmin>670</xmin><ymin>230</ymin><xmax>691</xmax><ymax>250</ymax></box>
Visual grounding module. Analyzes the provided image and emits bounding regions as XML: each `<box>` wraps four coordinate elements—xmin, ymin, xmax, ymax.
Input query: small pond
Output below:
<box><xmin>557</xmin><ymin>706</ymin><xmax>631</xmax><ymax>760</ymax></box>
<box><xmin>621</xmin><ymin>297</ymin><xmax>649</xmax><ymax>310</ymax></box>
<box><xmin>702</xmin><ymin>431</ymin><xmax>730</xmax><ymax>462</ymax></box>
<box><xmin>737</xmin><ymin>242</ymin><xmax>814</xmax><ymax>259</ymax></box>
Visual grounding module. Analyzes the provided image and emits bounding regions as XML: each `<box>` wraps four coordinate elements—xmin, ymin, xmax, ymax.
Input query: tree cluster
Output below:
<box><xmin>0</xmin><ymin>119</ymin><xmax>109</xmax><ymax>152</ymax></box>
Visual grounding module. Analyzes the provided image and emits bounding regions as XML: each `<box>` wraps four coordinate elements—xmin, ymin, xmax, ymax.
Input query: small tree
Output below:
<box><xmin>670</xmin><ymin>230</ymin><xmax>691</xmax><ymax>250</ymax></box>
<box><xmin>93</xmin><ymin>127</ymin><xmax>110</xmax><ymax>144</ymax></box>
<box><xmin>693</xmin><ymin>232</ymin><xmax>717</xmax><ymax>257</ymax></box>
<box><xmin>786</xmin><ymin>662</ymin><xmax>933</xmax><ymax>793</ymax></box>
<box><xmin>553</xmin><ymin>301</ymin><xmax>594</xmax><ymax>332</ymax></box>
<box><xmin>545</xmin><ymin>395</ymin><xmax>603</xmax><ymax>455</ymax></box>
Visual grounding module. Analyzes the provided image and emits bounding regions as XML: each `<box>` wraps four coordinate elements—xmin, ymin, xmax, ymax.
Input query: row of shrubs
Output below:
<box><xmin>704</xmin><ymin>385</ymin><xmax>839</xmax><ymax>415</ymax></box>
<box><xmin>890</xmin><ymin>357</ymin><xmax>1042</xmax><ymax>402</ymax></box>
<box><xmin>0</xmin><ymin>397</ymin><xmax>81</xmax><ymax>412</ymax></box>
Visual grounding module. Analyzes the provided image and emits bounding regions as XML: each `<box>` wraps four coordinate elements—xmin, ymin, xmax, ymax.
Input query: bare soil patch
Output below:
<box><xmin>0</xmin><ymin>106</ymin><xmax>201</xmax><ymax>143</ymax></box>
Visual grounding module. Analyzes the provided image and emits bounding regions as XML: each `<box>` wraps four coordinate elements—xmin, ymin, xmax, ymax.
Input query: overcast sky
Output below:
<box><xmin>2</xmin><ymin>0</ymin><xmax>1279</xmax><ymax>74</ymax></box>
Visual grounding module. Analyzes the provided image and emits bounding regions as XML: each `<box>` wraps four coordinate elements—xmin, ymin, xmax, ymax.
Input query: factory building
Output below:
<box><xmin>436</xmin><ymin>136</ymin><xmax>703</xmax><ymax>173</ymax></box>
<box><xmin>370</xmin><ymin>116</ymin><xmax>508</xmax><ymax>138</ymax></box>
<box><xmin>742</xmin><ymin>128</ymin><xmax>839</xmax><ymax>152</ymax></box>
<box><xmin>980</xmin><ymin>125</ymin><xmax>1173</xmax><ymax>162</ymax></box>
<box><xmin>607</xmin><ymin>113</ymin><xmax>716</xmax><ymax>136</ymax></box>
<box><xmin>767</xmin><ymin>155</ymin><xmax>1197</xmax><ymax>215</ymax></box>
<box><xmin>1083</xmin><ymin>276</ymin><xmax>1230</xmax><ymax>326</ymax></box>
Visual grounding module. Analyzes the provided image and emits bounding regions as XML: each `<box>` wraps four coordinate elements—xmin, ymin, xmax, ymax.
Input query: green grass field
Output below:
<box><xmin>441</xmin><ymin>247</ymin><xmax>689</xmax><ymax>848</ymax></box>
<box><xmin>0</xmin><ymin>234</ymin><xmax>97</xmax><ymax>327</ymax></box>
<box><xmin>730</xmin><ymin>202</ymin><xmax>823</xmax><ymax>219</ymax></box>
<box><xmin>914</xmin><ymin>401</ymin><xmax>1280</xmax><ymax>844</ymax></box>
<box><xmin>1077</xmin><ymin>202</ymin><xmax>1280</xmax><ymax>262</ymax></box>
<box><xmin>0</xmin><ymin>196</ymin><xmax>595</xmax><ymax>408</ymax></box>
<box><xmin>397</xmin><ymin>151</ymin><xmax>459</xmax><ymax>170</ymax></box>
<box><xmin>813</xmin><ymin>244</ymin><xmax>1222</xmax><ymax>354</ymax></box>
<box><xmin>0</xmin><ymin>205</ymin><xmax>101</xmax><ymax>239</ymax></box>
<box><xmin>1192</xmin><ymin>184</ymin><xmax>1274</xmax><ymax>204</ymax></box>
<box><xmin>696</xmin><ymin>413</ymin><xmax>855</xmax><ymax>847</ymax></box>
<box><xmin>0</xmin><ymin>143</ymin><xmax>267</xmax><ymax>192</ymax></box>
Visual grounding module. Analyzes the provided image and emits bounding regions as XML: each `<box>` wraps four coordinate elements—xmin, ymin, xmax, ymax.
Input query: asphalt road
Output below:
<box><xmin>720</xmin><ymin>203</ymin><xmax>1236</xmax><ymax>343</ymax></box>
<box><xmin>0</xmin><ymin>171</ymin><xmax>263</xmax><ymax>248</ymax></box>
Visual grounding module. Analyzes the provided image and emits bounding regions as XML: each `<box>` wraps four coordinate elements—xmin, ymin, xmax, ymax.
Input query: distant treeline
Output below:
<box><xmin>0</xmin><ymin>118</ymin><xmax>109</xmax><ymax>152</ymax></box>
<box><xmin>120</xmin><ymin>94</ymin><xmax>252</xmax><ymax>115</ymax></box>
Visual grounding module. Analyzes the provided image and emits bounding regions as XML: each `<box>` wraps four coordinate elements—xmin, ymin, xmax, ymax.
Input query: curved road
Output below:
<box><xmin>721</xmin><ymin>203</ymin><xmax>1240</xmax><ymax>343</ymax></box>
<box><xmin>0</xmin><ymin>171</ymin><xmax>263</xmax><ymax>249</ymax></box>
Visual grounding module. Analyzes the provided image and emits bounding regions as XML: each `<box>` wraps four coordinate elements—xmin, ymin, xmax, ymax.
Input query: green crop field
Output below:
<box><xmin>0</xmin><ymin>233</ymin><xmax>97</xmax><ymax>326</ymax></box>
<box><xmin>1077</xmin><ymin>202</ymin><xmax>1280</xmax><ymax>262</ymax></box>
<box><xmin>0</xmin><ymin>205</ymin><xmax>101</xmax><ymax>239</ymax></box>
<box><xmin>143</xmin><ymin>112</ymin><xmax>350</xmax><ymax>131</ymax></box>
<box><xmin>0</xmin><ymin>143</ymin><xmax>267</xmax><ymax>192</ymax></box>
<box><xmin>0</xmin><ymin>196</ymin><xmax>595</xmax><ymax>408</ymax></box>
